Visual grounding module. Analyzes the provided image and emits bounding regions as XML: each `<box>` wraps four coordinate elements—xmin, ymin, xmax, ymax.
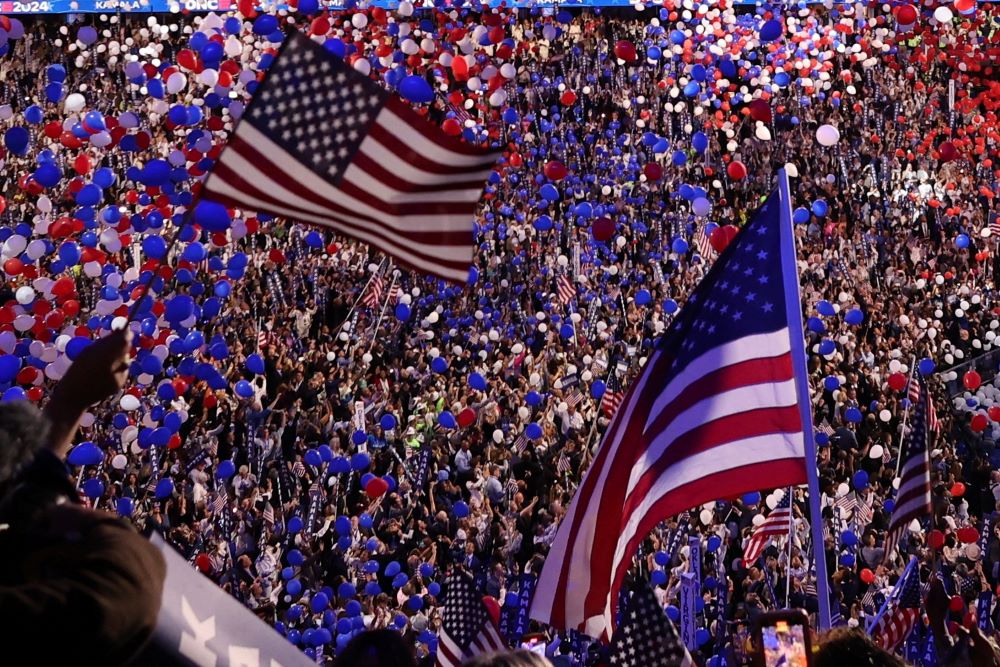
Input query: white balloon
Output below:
<box><xmin>869</xmin><ymin>444</ymin><xmax>884</xmax><ymax>459</ymax></box>
<box><xmin>351</xmin><ymin>13</ymin><xmax>368</xmax><ymax>28</ymax></box>
<box><xmin>836</xmin><ymin>482</ymin><xmax>850</xmax><ymax>497</ymax></box>
<box><xmin>493</xmin><ymin>429</ymin><xmax>504</xmax><ymax>444</ymax></box>
<box><xmin>15</xmin><ymin>286</ymin><xmax>35</xmax><ymax>304</ymax></box>
<box><xmin>64</xmin><ymin>92</ymin><xmax>86</xmax><ymax>113</ymax></box>
<box><xmin>3</xmin><ymin>234</ymin><xmax>27</xmax><ymax>257</ymax></box>
<box><xmin>692</xmin><ymin>197</ymin><xmax>712</xmax><ymax>217</ymax></box>
<box><xmin>111</xmin><ymin>453</ymin><xmax>128</xmax><ymax>470</ymax></box>
<box><xmin>879</xmin><ymin>409</ymin><xmax>891</xmax><ymax>422</ymax></box>
<box><xmin>755</xmin><ymin>125</ymin><xmax>772</xmax><ymax>141</ymax></box>
<box><xmin>700</xmin><ymin>509</ymin><xmax>714</xmax><ymax>525</ymax></box>
<box><xmin>815</xmin><ymin>124</ymin><xmax>841</xmax><ymax>146</ymax></box>
<box><xmin>166</xmin><ymin>71</ymin><xmax>187</xmax><ymax>94</ymax></box>
<box><xmin>120</xmin><ymin>394</ymin><xmax>141</xmax><ymax>411</ymax></box>
<box><xmin>752</xmin><ymin>513</ymin><xmax>766</xmax><ymax>527</ymax></box>
<box><xmin>934</xmin><ymin>6</ymin><xmax>953</xmax><ymax>22</ymax></box>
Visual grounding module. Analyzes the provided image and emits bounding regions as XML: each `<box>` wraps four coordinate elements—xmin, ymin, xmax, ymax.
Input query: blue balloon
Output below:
<box><xmin>454</xmin><ymin>501</ymin><xmax>470</xmax><ymax>518</ymax></box>
<box><xmin>666</xmin><ymin>605</ymin><xmax>680</xmax><ymax>621</ymax></box>
<box><xmin>671</xmin><ymin>150</ymin><xmax>688</xmax><ymax>166</ymax></box>
<box><xmin>663</xmin><ymin>299</ymin><xmax>678</xmax><ymax>314</ymax></box>
<box><xmin>385</xmin><ymin>561</ymin><xmax>401</xmax><ymax>577</ymax></box>
<box><xmin>742</xmin><ymin>491</ymin><xmax>761</xmax><ymax>506</ymax></box>
<box><xmin>195</xmin><ymin>200</ymin><xmax>231</xmax><ymax>232</ymax></box>
<box><xmin>819</xmin><ymin>339</ymin><xmax>836</xmax><ymax>355</ymax></box>
<box><xmin>841</xmin><ymin>530</ymin><xmax>858</xmax><ymax>547</ymax></box>
<box><xmin>394</xmin><ymin>303</ymin><xmax>411</xmax><ymax>321</ymax></box>
<box><xmin>918</xmin><ymin>358</ymin><xmax>935</xmax><ymax>376</ymax></box>
<box><xmin>845</xmin><ymin>309</ymin><xmax>864</xmax><ymax>326</ymax></box>
<box><xmin>824</xmin><ymin>376</ymin><xmax>840</xmax><ymax>391</ymax></box>
<box><xmin>525</xmin><ymin>391</ymin><xmax>542</xmax><ymax>406</ymax></box>
<box><xmin>469</xmin><ymin>373</ymin><xmax>487</xmax><ymax>391</ymax></box>
<box><xmin>68</xmin><ymin>441</ymin><xmax>103</xmax><ymax>466</ymax></box>
<box><xmin>287</xmin><ymin>516</ymin><xmax>304</xmax><ymax>534</ymax></box>
<box><xmin>590</xmin><ymin>380</ymin><xmax>606</xmax><ymax>399</ymax></box>
<box><xmin>398</xmin><ymin>75</ymin><xmax>434</xmax><ymax>104</ymax></box>
<box><xmin>955</xmin><ymin>234</ymin><xmax>970</xmax><ymax>249</ymax></box>
<box><xmin>853</xmin><ymin>470</ymin><xmax>869</xmax><ymax>490</ymax></box>
<box><xmin>759</xmin><ymin>19</ymin><xmax>783</xmax><ymax>42</ymax></box>
<box><xmin>335</xmin><ymin>516</ymin><xmax>351</xmax><ymax>536</ymax></box>
<box><xmin>431</xmin><ymin>356</ymin><xmax>448</xmax><ymax>373</ymax></box>
<box><xmin>793</xmin><ymin>207</ymin><xmax>811</xmax><ymax>224</ymax></box>
<box><xmin>691</xmin><ymin>131</ymin><xmax>708</xmax><ymax>153</ymax></box>
<box><xmin>651</xmin><ymin>570</ymin><xmax>668</xmax><ymax>586</ymax></box>
<box><xmin>845</xmin><ymin>407</ymin><xmax>863</xmax><ymax>423</ymax></box>
<box><xmin>286</xmin><ymin>579</ymin><xmax>303</xmax><ymax>596</ymax></box>
<box><xmin>811</xmin><ymin>199</ymin><xmax>828</xmax><ymax>217</ymax></box>
<box><xmin>0</xmin><ymin>355</ymin><xmax>20</xmax><ymax>382</ymax></box>
<box><xmin>883</xmin><ymin>499</ymin><xmax>895</xmax><ymax>513</ymax></box>
<box><xmin>234</xmin><ymin>380</ymin><xmax>254</xmax><ymax>398</ymax></box>
<box><xmin>117</xmin><ymin>497</ymin><xmax>134</xmax><ymax>517</ymax></box>
<box><xmin>246</xmin><ymin>353</ymin><xmax>265</xmax><ymax>375</ymax></box>
<box><xmin>540</xmin><ymin>183</ymin><xmax>560</xmax><ymax>202</ymax></box>
<box><xmin>635</xmin><ymin>289</ymin><xmax>652</xmax><ymax>306</ymax></box>
<box><xmin>34</xmin><ymin>163</ymin><xmax>62</xmax><ymax>187</ymax></box>
<box><xmin>525</xmin><ymin>422</ymin><xmax>543</xmax><ymax>440</ymax></box>
<box><xmin>438</xmin><ymin>411</ymin><xmax>457</xmax><ymax>429</ymax></box>
<box><xmin>4</xmin><ymin>126</ymin><xmax>30</xmax><ymax>156</ymax></box>
<box><xmin>380</xmin><ymin>413</ymin><xmax>397</xmax><ymax>431</ymax></box>
<box><xmin>707</xmin><ymin>535</ymin><xmax>722</xmax><ymax>552</ymax></box>
<box><xmin>310</xmin><ymin>593</ymin><xmax>329</xmax><ymax>613</ymax></box>
<box><xmin>155</xmin><ymin>478</ymin><xmax>174</xmax><ymax>499</ymax></box>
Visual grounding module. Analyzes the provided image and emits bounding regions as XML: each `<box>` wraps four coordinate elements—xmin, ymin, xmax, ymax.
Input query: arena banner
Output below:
<box><xmin>137</xmin><ymin>533</ymin><xmax>315</xmax><ymax>667</ymax></box>
<box><xmin>0</xmin><ymin>0</ymin><xmax>891</xmax><ymax>13</ymax></box>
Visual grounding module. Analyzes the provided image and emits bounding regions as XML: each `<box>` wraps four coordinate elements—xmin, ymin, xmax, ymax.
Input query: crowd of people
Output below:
<box><xmin>0</xmin><ymin>1</ymin><xmax>999</xmax><ymax>665</ymax></box>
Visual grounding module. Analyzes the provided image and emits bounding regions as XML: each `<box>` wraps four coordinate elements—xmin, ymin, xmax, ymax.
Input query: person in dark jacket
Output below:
<box><xmin>0</xmin><ymin>329</ymin><xmax>165</xmax><ymax>666</ymax></box>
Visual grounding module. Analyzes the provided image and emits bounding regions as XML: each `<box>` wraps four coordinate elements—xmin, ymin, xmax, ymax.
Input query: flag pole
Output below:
<box><xmin>777</xmin><ymin>168</ymin><xmax>832</xmax><ymax>630</ymax></box>
<box><xmin>786</xmin><ymin>486</ymin><xmax>795</xmax><ymax>609</ymax></box>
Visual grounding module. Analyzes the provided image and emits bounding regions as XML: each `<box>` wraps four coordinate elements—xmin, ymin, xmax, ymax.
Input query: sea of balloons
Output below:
<box><xmin>0</xmin><ymin>0</ymin><xmax>999</xmax><ymax>663</ymax></box>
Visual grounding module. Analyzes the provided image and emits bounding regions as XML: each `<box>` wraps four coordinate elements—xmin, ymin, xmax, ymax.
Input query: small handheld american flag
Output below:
<box><xmin>609</xmin><ymin>582</ymin><xmax>694</xmax><ymax>667</ymax></box>
<box><xmin>600</xmin><ymin>371</ymin><xmax>625</xmax><ymax>419</ymax></box>
<box><xmin>883</xmin><ymin>379</ymin><xmax>932</xmax><ymax>564</ymax></box>
<box><xmin>436</xmin><ymin>572</ymin><xmax>507</xmax><ymax>666</ymax></box>
<box><xmin>742</xmin><ymin>490</ymin><xmax>793</xmax><ymax>565</ymax></box>
<box><xmin>200</xmin><ymin>31</ymin><xmax>502</xmax><ymax>284</ymax></box>
<box><xmin>870</xmin><ymin>558</ymin><xmax>922</xmax><ymax>652</ymax></box>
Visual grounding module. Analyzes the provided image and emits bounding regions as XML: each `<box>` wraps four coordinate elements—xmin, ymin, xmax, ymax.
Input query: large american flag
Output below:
<box><xmin>530</xmin><ymin>183</ymin><xmax>812</xmax><ymax>639</ymax></box>
<box><xmin>742</xmin><ymin>490</ymin><xmax>793</xmax><ymax>565</ymax></box>
<box><xmin>609</xmin><ymin>583</ymin><xmax>694</xmax><ymax>667</ymax></box>
<box><xmin>200</xmin><ymin>32</ymin><xmax>501</xmax><ymax>284</ymax></box>
<box><xmin>871</xmin><ymin>559</ymin><xmax>922</xmax><ymax>652</ymax></box>
<box><xmin>882</xmin><ymin>379</ymin><xmax>931</xmax><ymax>564</ymax></box>
<box><xmin>436</xmin><ymin>572</ymin><xmax>507</xmax><ymax>667</ymax></box>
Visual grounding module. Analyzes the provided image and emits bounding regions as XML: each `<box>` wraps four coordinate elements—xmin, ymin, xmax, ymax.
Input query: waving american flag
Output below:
<box><xmin>436</xmin><ymin>572</ymin><xmax>506</xmax><ymax>667</ymax></box>
<box><xmin>201</xmin><ymin>31</ymin><xmax>501</xmax><ymax>284</ymax></box>
<box><xmin>531</xmin><ymin>176</ymin><xmax>813</xmax><ymax>639</ymax></box>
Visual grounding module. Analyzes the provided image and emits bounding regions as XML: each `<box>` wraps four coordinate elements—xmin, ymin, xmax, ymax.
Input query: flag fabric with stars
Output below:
<box><xmin>871</xmin><ymin>560</ymin><xmax>922</xmax><ymax>652</ymax></box>
<box><xmin>557</xmin><ymin>274</ymin><xmax>576</xmax><ymax>305</ymax></box>
<box><xmin>362</xmin><ymin>272</ymin><xmax>384</xmax><ymax>309</ymax></box>
<box><xmin>601</xmin><ymin>371</ymin><xmax>625</xmax><ymax>418</ymax></box>
<box><xmin>882</xmin><ymin>378</ymin><xmax>932</xmax><ymax>564</ymax></box>
<box><xmin>531</xmin><ymin>174</ymin><xmax>813</xmax><ymax>639</ymax></box>
<box><xmin>608</xmin><ymin>583</ymin><xmax>694</xmax><ymax>667</ymax></box>
<box><xmin>201</xmin><ymin>31</ymin><xmax>502</xmax><ymax>284</ymax></box>
<box><xmin>436</xmin><ymin>572</ymin><xmax>507</xmax><ymax>667</ymax></box>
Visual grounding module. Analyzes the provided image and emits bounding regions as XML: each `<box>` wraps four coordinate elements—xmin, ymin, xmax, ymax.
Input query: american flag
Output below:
<box><xmin>817</xmin><ymin>419</ymin><xmax>835</xmax><ymax>436</ymax></box>
<box><xmin>435</xmin><ymin>572</ymin><xmax>507</xmax><ymax>667</ymax></box>
<box><xmin>854</xmin><ymin>493</ymin><xmax>874</xmax><ymax>526</ymax></box>
<box><xmin>742</xmin><ymin>490</ymin><xmax>793</xmax><ymax>565</ymax></box>
<box><xmin>512</xmin><ymin>432</ymin><xmax>528</xmax><ymax>454</ymax></box>
<box><xmin>695</xmin><ymin>226</ymin><xmax>714</xmax><ymax>260</ymax></box>
<box><xmin>557</xmin><ymin>274</ymin><xmax>576</xmax><ymax>305</ymax></box>
<box><xmin>291</xmin><ymin>460</ymin><xmax>306</xmax><ymax>477</ymax></box>
<box><xmin>388</xmin><ymin>283</ymin><xmax>401</xmax><ymax>304</ymax></box>
<box><xmin>530</xmin><ymin>180</ymin><xmax>812</xmax><ymax>639</ymax></box>
<box><xmin>257</xmin><ymin>327</ymin><xmax>269</xmax><ymax>350</ymax></box>
<box><xmin>557</xmin><ymin>454</ymin><xmax>572</xmax><ymax>475</ymax></box>
<box><xmin>200</xmin><ymin>32</ymin><xmax>501</xmax><ymax>284</ymax></box>
<box><xmin>989</xmin><ymin>212</ymin><xmax>1000</xmax><ymax>240</ymax></box>
<box><xmin>882</xmin><ymin>379</ymin><xmax>932</xmax><ymax>564</ymax></box>
<box><xmin>600</xmin><ymin>372</ymin><xmax>625</xmax><ymax>419</ymax></box>
<box><xmin>833</xmin><ymin>492</ymin><xmax>858</xmax><ymax>517</ymax></box>
<box><xmin>210</xmin><ymin>486</ymin><xmax>228</xmax><ymax>515</ymax></box>
<box><xmin>907</xmin><ymin>375</ymin><xmax>940</xmax><ymax>433</ymax></box>
<box><xmin>870</xmin><ymin>559</ymin><xmax>922</xmax><ymax>652</ymax></box>
<box><xmin>609</xmin><ymin>583</ymin><xmax>694</xmax><ymax>667</ymax></box>
<box><xmin>564</xmin><ymin>389</ymin><xmax>584</xmax><ymax>410</ymax></box>
<box><xmin>262</xmin><ymin>502</ymin><xmax>275</xmax><ymax>525</ymax></box>
<box><xmin>363</xmin><ymin>272</ymin><xmax>385</xmax><ymax>309</ymax></box>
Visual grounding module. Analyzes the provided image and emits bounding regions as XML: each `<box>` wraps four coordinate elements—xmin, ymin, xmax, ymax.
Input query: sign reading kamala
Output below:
<box><xmin>136</xmin><ymin>534</ymin><xmax>314</xmax><ymax>667</ymax></box>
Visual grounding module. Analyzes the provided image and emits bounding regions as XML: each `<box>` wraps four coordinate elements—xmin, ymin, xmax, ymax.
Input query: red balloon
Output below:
<box><xmin>613</xmin><ymin>39</ymin><xmax>637</xmax><ymax>62</ymax></box>
<box><xmin>643</xmin><ymin>162</ymin><xmax>663</xmax><ymax>181</ymax></box>
<box><xmin>3</xmin><ymin>258</ymin><xmax>24</xmax><ymax>276</ymax></box>
<box><xmin>747</xmin><ymin>99</ymin><xmax>772</xmax><ymax>123</ymax></box>
<box><xmin>939</xmin><ymin>141</ymin><xmax>960</xmax><ymax>163</ymax></box>
<box><xmin>964</xmin><ymin>370</ymin><xmax>982</xmax><ymax>390</ymax></box>
<box><xmin>441</xmin><ymin>118</ymin><xmax>462</xmax><ymax>136</ymax></box>
<box><xmin>726</xmin><ymin>160</ymin><xmax>748</xmax><ymax>180</ymax></box>
<box><xmin>457</xmin><ymin>407</ymin><xmax>477</xmax><ymax>428</ymax></box>
<box><xmin>958</xmin><ymin>526</ymin><xmax>979</xmax><ymax>543</ymax></box>
<box><xmin>0</xmin><ymin>195</ymin><xmax>6</xmax><ymax>215</ymax></box>
<box><xmin>860</xmin><ymin>568</ymin><xmax>875</xmax><ymax>584</ymax></box>
<box><xmin>950</xmin><ymin>595</ymin><xmax>965</xmax><ymax>613</ymax></box>
<box><xmin>895</xmin><ymin>4</ymin><xmax>918</xmax><ymax>25</ymax></box>
<box><xmin>365</xmin><ymin>477</ymin><xmax>389</xmax><ymax>499</ymax></box>
<box><xmin>268</xmin><ymin>248</ymin><xmax>285</xmax><ymax>264</ymax></box>
<box><xmin>951</xmin><ymin>482</ymin><xmax>967</xmax><ymax>497</ymax></box>
<box><xmin>544</xmin><ymin>160</ymin><xmax>568</xmax><ymax>181</ymax></box>
<box><xmin>451</xmin><ymin>55</ymin><xmax>469</xmax><ymax>80</ymax></box>
<box><xmin>195</xmin><ymin>553</ymin><xmax>213</xmax><ymax>574</ymax></box>
<box><xmin>592</xmin><ymin>217</ymin><xmax>615</xmax><ymax>242</ymax></box>
<box><xmin>482</xmin><ymin>596</ymin><xmax>501</xmax><ymax>625</ymax></box>
<box><xmin>72</xmin><ymin>153</ymin><xmax>91</xmax><ymax>176</ymax></box>
<box><xmin>971</xmin><ymin>414</ymin><xmax>988</xmax><ymax>433</ymax></box>
<box><xmin>887</xmin><ymin>372</ymin><xmax>907</xmax><ymax>392</ymax></box>
<box><xmin>560</xmin><ymin>90</ymin><xmax>577</xmax><ymax>106</ymax></box>
<box><xmin>710</xmin><ymin>225</ymin><xmax>739</xmax><ymax>253</ymax></box>
<box><xmin>927</xmin><ymin>529</ymin><xmax>946</xmax><ymax>550</ymax></box>
<box><xmin>989</xmin><ymin>406</ymin><xmax>1000</xmax><ymax>422</ymax></box>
